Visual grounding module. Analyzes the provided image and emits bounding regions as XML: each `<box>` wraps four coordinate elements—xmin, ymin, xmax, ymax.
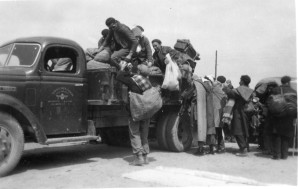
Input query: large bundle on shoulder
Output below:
<box><xmin>174</xmin><ymin>39</ymin><xmax>200</xmax><ymax>69</ymax></box>
<box><xmin>130</xmin><ymin>86</ymin><xmax>163</xmax><ymax>121</ymax></box>
<box><xmin>267</xmin><ymin>88</ymin><xmax>297</xmax><ymax>117</ymax></box>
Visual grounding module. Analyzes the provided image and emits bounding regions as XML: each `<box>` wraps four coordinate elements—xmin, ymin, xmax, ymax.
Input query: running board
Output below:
<box><xmin>45</xmin><ymin>135</ymin><xmax>99</xmax><ymax>145</ymax></box>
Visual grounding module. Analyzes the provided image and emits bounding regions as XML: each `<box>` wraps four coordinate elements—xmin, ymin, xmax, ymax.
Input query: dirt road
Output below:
<box><xmin>0</xmin><ymin>141</ymin><xmax>297</xmax><ymax>188</ymax></box>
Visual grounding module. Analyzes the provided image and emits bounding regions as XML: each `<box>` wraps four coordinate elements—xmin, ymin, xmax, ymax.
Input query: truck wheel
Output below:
<box><xmin>0</xmin><ymin>112</ymin><xmax>24</xmax><ymax>177</ymax></box>
<box><xmin>166</xmin><ymin>112</ymin><xmax>193</xmax><ymax>152</ymax></box>
<box><xmin>156</xmin><ymin>112</ymin><xmax>170</xmax><ymax>150</ymax></box>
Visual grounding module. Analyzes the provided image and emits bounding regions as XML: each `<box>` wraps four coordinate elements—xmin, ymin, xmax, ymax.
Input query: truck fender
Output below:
<box><xmin>0</xmin><ymin>93</ymin><xmax>47</xmax><ymax>144</ymax></box>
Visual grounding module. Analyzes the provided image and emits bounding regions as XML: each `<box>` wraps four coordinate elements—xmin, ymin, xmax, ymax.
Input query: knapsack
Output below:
<box><xmin>267</xmin><ymin>88</ymin><xmax>297</xmax><ymax>117</ymax></box>
<box><xmin>243</xmin><ymin>97</ymin><xmax>256</xmax><ymax>116</ymax></box>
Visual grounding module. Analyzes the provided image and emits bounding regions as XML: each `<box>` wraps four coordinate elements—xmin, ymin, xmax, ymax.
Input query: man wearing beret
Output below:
<box><xmin>98</xmin><ymin>17</ymin><xmax>138</xmax><ymax>69</ymax></box>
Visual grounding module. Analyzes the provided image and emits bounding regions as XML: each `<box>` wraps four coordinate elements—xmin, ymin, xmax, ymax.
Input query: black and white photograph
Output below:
<box><xmin>0</xmin><ymin>0</ymin><xmax>297</xmax><ymax>188</ymax></box>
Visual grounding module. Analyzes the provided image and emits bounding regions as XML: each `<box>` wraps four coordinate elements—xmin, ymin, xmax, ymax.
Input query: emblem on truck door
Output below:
<box><xmin>48</xmin><ymin>87</ymin><xmax>74</xmax><ymax>106</ymax></box>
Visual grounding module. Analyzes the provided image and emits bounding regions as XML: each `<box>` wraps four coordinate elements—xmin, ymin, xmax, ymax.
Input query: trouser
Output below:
<box><xmin>216</xmin><ymin>127</ymin><xmax>225</xmax><ymax>149</ymax></box>
<box><xmin>110</xmin><ymin>48</ymin><xmax>130</xmax><ymax>69</ymax></box>
<box><xmin>263</xmin><ymin>135</ymin><xmax>273</xmax><ymax>152</ymax></box>
<box><xmin>272</xmin><ymin>134</ymin><xmax>290</xmax><ymax>159</ymax></box>
<box><xmin>234</xmin><ymin>135</ymin><xmax>249</xmax><ymax>151</ymax></box>
<box><xmin>128</xmin><ymin>117</ymin><xmax>150</xmax><ymax>155</ymax></box>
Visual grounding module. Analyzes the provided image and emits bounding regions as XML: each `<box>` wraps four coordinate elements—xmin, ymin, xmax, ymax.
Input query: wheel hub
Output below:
<box><xmin>0</xmin><ymin>126</ymin><xmax>12</xmax><ymax>162</ymax></box>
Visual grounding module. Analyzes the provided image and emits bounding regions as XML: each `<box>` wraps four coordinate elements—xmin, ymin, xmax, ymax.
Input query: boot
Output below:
<box><xmin>207</xmin><ymin>145</ymin><xmax>215</xmax><ymax>155</ymax></box>
<box><xmin>143</xmin><ymin>154</ymin><xmax>149</xmax><ymax>165</ymax></box>
<box><xmin>194</xmin><ymin>146</ymin><xmax>205</xmax><ymax>156</ymax></box>
<box><xmin>130</xmin><ymin>153</ymin><xmax>144</xmax><ymax>166</ymax></box>
<box><xmin>236</xmin><ymin>148</ymin><xmax>248</xmax><ymax>157</ymax></box>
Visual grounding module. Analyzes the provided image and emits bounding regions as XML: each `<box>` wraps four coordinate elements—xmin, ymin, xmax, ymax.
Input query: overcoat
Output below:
<box><xmin>223</xmin><ymin>85</ymin><xmax>254</xmax><ymax>136</ymax></box>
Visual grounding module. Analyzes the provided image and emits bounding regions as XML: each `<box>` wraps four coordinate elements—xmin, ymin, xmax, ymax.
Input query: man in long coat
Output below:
<box><xmin>223</xmin><ymin>75</ymin><xmax>254</xmax><ymax>156</ymax></box>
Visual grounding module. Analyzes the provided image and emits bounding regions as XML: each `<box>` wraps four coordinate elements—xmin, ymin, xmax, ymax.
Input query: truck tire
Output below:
<box><xmin>156</xmin><ymin>112</ymin><xmax>170</xmax><ymax>150</ymax></box>
<box><xmin>0</xmin><ymin>112</ymin><xmax>24</xmax><ymax>177</ymax></box>
<box><xmin>165</xmin><ymin>112</ymin><xmax>192</xmax><ymax>152</ymax></box>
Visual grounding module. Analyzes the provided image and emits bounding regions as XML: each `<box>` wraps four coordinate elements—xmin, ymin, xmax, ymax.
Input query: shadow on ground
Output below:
<box><xmin>12</xmin><ymin>140</ymin><xmax>162</xmax><ymax>176</ymax></box>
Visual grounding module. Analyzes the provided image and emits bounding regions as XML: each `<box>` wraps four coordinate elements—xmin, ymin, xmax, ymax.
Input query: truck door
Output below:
<box><xmin>39</xmin><ymin>46</ymin><xmax>88</xmax><ymax>135</ymax></box>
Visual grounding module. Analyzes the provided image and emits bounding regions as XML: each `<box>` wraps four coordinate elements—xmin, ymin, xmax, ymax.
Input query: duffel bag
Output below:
<box><xmin>94</xmin><ymin>49</ymin><xmax>111</xmax><ymax>63</ymax></box>
<box><xmin>267</xmin><ymin>88</ymin><xmax>297</xmax><ymax>117</ymax></box>
<box><xmin>129</xmin><ymin>87</ymin><xmax>162</xmax><ymax>121</ymax></box>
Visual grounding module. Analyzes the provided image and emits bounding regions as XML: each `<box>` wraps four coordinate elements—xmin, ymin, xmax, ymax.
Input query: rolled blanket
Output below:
<box><xmin>222</xmin><ymin>98</ymin><xmax>235</xmax><ymax>126</ymax></box>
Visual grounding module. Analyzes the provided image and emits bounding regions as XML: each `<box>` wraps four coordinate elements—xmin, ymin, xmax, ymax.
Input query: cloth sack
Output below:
<box><xmin>162</xmin><ymin>54</ymin><xmax>181</xmax><ymax>91</ymax></box>
<box><xmin>87</xmin><ymin>60</ymin><xmax>111</xmax><ymax>70</ymax></box>
<box><xmin>267</xmin><ymin>88</ymin><xmax>297</xmax><ymax>117</ymax></box>
<box><xmin>129</xmin><ymin>87</ymin><xmax>162</xmax><ymax>121</ymax></box>
<box><xmin>94</xmin><ymin>49</ymin><xmax>111</xmax><ymax>63</ymax></box>
<box><xmin>243</xmin><ymin>100</ymin><xmax>256</xmax><ymax>115</ymax></box>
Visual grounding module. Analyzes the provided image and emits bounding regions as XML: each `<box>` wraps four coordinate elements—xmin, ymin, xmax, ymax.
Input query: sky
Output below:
<box><xmin>0</xmin><ymin>0</ymin><xmax>296</xmax><ymax>88</ymax></box>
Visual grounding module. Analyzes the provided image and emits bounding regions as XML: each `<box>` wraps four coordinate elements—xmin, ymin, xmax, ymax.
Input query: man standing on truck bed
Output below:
<box><xmin>97</xmin><ymin>17</ymin><xmax>138</xmax><ymax>70</ymax></box>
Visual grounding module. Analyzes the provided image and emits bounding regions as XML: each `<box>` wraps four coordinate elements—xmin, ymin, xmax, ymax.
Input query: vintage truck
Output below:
<box><xmin>0</xmin><ymin>36</ymin><xmax>195</xmax><ymax>176</ymax></box>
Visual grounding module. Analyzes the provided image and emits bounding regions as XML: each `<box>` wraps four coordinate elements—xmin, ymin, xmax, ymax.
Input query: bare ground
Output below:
<box><xmin>0</xmin><ymin>141</ymin><xmax>297</xmax><ymax>188</ymax></box>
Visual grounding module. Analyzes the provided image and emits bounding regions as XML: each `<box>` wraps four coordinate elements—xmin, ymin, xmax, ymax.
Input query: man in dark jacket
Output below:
<box><xmin>98</xmin><ymin>17</ymin><xmax>138</xmax><ymax>69</ymax></box>
<box><xmin>223</xmin><ymin>75</ymin><xmax>254</xmax><ymax>156</ymax></box>
<box><xmin>269</xmin><ymin>76</ymin><xmax>297</xmax><ymax>160</ymax></box>
<box><xmin>116</xmin><ymin>62</ymin><xmax>152</xmax><ymax>166</ymax></box>
<box><xmin>151</xmin><ymin>39</ymin><xmax>181</xmax><ymax>74</ymax></box>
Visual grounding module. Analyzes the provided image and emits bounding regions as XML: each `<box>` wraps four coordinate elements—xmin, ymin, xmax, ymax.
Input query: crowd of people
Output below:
<box><xmin>86</xmin><ymin>17</ymin><xmax>297</xmax><ymax>166</ymax></box>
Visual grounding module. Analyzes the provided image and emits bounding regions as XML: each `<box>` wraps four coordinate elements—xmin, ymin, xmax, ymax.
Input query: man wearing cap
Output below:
<box><xmin>130</xmin><ymin>26</ymin><xmax>153</xmax><ymax>72</ymax></box>
<box><xmin>116</xmin><ymin>62</ymin><xmax>152</xmax><ymax>166</ymax></box>
<box><xmin>98</xmin><ymin>17</ymin><xmax>138</xmax><ymax>69</ymax></box>
<box><xmin>223</xmin><ymin>75</ymin><xmax>254</xmax><ymax>156</ymax></box>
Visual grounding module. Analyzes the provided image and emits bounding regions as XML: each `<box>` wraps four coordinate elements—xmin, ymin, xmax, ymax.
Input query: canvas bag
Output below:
<box><xmin>162</xmin><ymin>54</ymin><xmax>181</xmax><ymax>91</ymax></box>
<box><xmin>243</xmin><ymin>98</ymin><xmax>256</xmax><ymax>115</ymax></box>
<box><xmin>267</xmin><ymin>88</ymin><xmax>297</xmax><ymax>117</ymax></box>
<box><xmin>129</xmin><ymin>87</ymin><xmax>163</xmax><ymax>121</ymax></box>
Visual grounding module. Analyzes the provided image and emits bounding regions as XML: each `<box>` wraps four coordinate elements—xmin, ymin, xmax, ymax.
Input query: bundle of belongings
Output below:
<box><xmin>129</xmin><ymin>64</ymin><xmax>163</xmax><ymax>121</ymax></box>
<box><xmin>85</xmin><ymin>47</ymin><xmax>111</xmax><ymax>70</ymax></box>
<box><xmin>174</xmin><ymin>39</ymin><xmax>200</xmax><ymax>69</ymax></box>
<box><xmin>254</xmin><ymin>77</ymin><xmax>297</xmax><ymax>117</ymax></box>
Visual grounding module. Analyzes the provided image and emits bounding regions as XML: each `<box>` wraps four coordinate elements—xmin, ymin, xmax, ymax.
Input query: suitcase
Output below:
<box><xmin>174</xmin><ymin>39</ymin><xmax>200</xmax><ymax>60</ymax></box>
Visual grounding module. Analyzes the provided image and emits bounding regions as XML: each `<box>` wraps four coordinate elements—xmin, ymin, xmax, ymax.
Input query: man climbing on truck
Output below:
<box><xmin>97</xmin><ymin>17</ymin><xmax>138</xmax><ymax>70</ymax></box>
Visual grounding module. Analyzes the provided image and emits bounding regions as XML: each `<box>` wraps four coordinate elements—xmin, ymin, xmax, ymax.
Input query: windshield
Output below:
<box><xmin>0</xmin><ymin>43</ymin><xmax>41</xmax><ymax>67</ymax></box>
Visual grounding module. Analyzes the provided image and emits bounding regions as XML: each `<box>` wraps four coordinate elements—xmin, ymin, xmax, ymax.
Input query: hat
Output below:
<box><xmin>281</xmin><ymin>76</ymin><xmax>291</xmax><ymax>84</ymax></box>
<box><xmin>217</xmin><ymin>75</ymin><xmax>226</xmax><ymax>84</ymax></box>
<box><xmin>132</xmin><ymin>27</ymin><xmax>142</xmax><ymax>37</ymax></box>
<box><xmin>136</xmin><ymin>25</ymin><xmax>144</xmax><ymax>32</ymax></box>
<box><xmin>152</xmin><ymin>39</ymin><xmax>162</xmax><ymax>44</ymax></box>
<box><xmin>101</xmin><ymin>29</ymin><xmax>109</xmax><ymax>37</ymax></box>
<box><xmin>137</xmin><ymin>64</ymin><xmax>150</xmax><ymax>76</ymax></box>
<box><xmin>105</xmin><ymin>17</ymin><xmax>116</xmax><ymax>26</ymax></box>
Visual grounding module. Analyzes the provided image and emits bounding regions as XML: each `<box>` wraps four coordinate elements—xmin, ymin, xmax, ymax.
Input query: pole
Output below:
<box><xmin>215</xmin><ymin>50</ymin><xmax>217</xmax><ymax>78</ymax></box>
